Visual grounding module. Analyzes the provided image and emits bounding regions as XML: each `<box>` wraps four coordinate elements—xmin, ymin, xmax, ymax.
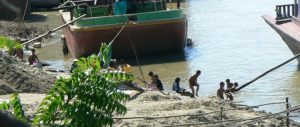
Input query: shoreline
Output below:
<box><xmin>0</xmin><ymin>52</ymin><xmax>300</xmax><ymax>126</ymax></box>
<box><xmin>0</xmin><ymin>91</ymin><xmax>299</xmax><ymax>126</ymax></box>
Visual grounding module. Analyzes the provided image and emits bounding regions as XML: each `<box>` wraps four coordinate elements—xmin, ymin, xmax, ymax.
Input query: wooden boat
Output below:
<box><xmin>263</xmin><ymin>0</ymin><xmax>300</xmax><ymax>62</ymax></box>
<box><xmin>0</xmin><ymin>0</ymin><xmax>31</xmax><ymax>21</ymax></box>
<box><xmin>60</xmin><ymin>0</ymin><xmax>187</xmax><ymax>58</ymax></box>
<box><xmin>31</xmin><ymin>0</ymin><xmax>60</xmax><ymax>8</ymax></box>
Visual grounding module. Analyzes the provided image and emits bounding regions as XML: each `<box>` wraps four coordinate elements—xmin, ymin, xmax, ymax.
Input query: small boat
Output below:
<box><xmin>263</xmin><ymin>0</ymin><xmax>300</xmax><ymax>62</ymax></box>
<box><xmin>0</xmin><ymin>0</ymin><xmax>31</xmax><ymax>21</ymax></box>
<box><xmin>31</xmin><ymin>0</ymin><xmax>61</xmax><ymax>8</ymax></box>
<box><xmin>60</xmin><ymin>0</ymin><xmax>187</xmax><ymax>58</ymax></box>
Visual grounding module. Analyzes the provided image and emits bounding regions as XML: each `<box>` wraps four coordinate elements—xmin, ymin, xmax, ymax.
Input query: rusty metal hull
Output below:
<box><xmin>63</xmin><ymin>18</ymin><xmax>187</xmax><ymax>58</ymax></box>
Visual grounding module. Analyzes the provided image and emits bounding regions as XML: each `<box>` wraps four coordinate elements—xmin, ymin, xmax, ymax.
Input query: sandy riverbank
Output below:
<box><xmin>114</xmin><ymin>91</ymin><xmax>300</xmax><ymax>127</ymax></box>
<box><xmin>0</xmin><ymin>91</ymin><xmax>299</xmax><ymax>127</ymax></box>
<box><xmin>0</xmin><ymin>52</ymin><xmax>55</xmax><ymax>94</ymax></box>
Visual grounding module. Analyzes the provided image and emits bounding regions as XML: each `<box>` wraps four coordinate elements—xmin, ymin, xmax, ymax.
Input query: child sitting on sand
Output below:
<box><xmin>225</xmin><ymin>89</ymin><xmax>234</xmax><ymax>101</ymax></box>
<box><xmin>217</xmin><ymin>82</ymin><xmax>225</xmax><ymax>99</ymax></box>
<box><xmin>230</xmin><ymin>82</ymin><xmax>239</xmax><ymax>93</ymax></box>
<box><xmin>172</xmin><ymin>77</ymin><xmax>185</xmax><ymax>94</ymax></box>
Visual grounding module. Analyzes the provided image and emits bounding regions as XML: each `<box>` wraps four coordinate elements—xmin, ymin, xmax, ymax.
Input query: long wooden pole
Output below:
<box><xmin>235</xmin><ymin>53</ymin><xmax>300</xmax><ymax>92</ymax></box>
<box><xmin>127</xmin><ymin>31</ymin><xmax>148</xmax><ymax>91</ymax></box>
<box><xmin>286</xmin><ymin>97</ymin><xmax>290</xmax><ymax>127</ymax></box>
<box><xmin>295</xmin><ymin>0</ymin><xmax>298</xmax><ymax>16</ymax></box>
<box><xmin>22</xmin><ymin>14</ymin><xmax>87</xmax><ymax>46</ymax></box>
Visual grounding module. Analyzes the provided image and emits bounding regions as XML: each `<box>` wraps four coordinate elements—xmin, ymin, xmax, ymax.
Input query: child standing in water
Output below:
<box><xmin>189</xmin><ymin>70</ymin><xmax>201</xmax><ymax>97</ymax></box>
<box><xmin>217</xmin><ymin>82</ymin><xmax>225</xmax><ymax>99</ymax></box>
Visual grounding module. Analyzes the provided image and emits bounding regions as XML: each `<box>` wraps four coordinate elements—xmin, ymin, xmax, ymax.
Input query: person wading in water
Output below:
<box><xmin>189</xmin><ymin>70</ymin><xmax>201</xmax><ymax>97</ymax></box>
<box><xmin>28</xmin><ymin>49</ymin><xmax>39</xmax><ymax>65</ymax></box>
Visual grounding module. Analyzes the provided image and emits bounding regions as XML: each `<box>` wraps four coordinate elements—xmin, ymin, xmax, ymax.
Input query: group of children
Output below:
<box><xmin>147</xmin><ymin>70</ymin><xmax>201</xmax><ymax>98</ymax></box>
<box><xmin>13</xmin><ymin>48</ymin><xmax>39</xmax><ymax>66</ymax></box>
<box><xmin>217</xmin><ymin>79</ymin><xmax>239</xmax><ymax>100</ymax></box>
<box><xmin>72</xmin><ymin>57</ymin><xmax>239</xmax><ymax>100</ymax></box>
<box><xmin>148</xmin><ymin>70</ymin><xmax>239</xmax><ymax>100</ymax></box>
<box><xmin>148</xmin><ymin>71</ymin><xmax>164</xmax><ymax>91</ymax></box>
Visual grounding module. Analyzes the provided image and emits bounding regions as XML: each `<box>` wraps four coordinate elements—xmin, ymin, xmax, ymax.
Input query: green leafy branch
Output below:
<box><xmin>0</xmin><ymin>42</ymin><xmax>134</xmax><ymax>126</ymax></box>
<box><xmin>0</xmin><ymin>93</ymin><xmax>27</xmax><ymax>122</ymax></box>
<box><xmin>0</xmin><ymin>36</ymin><xmax>23</xmax><ymax>54</ymax></box>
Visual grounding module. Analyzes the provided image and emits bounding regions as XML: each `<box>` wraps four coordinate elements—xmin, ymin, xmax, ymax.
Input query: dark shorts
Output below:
<box><xmin>190</xmin><ymin>82</ymin><xmax>199</xmax><ymax>87</ymax></box>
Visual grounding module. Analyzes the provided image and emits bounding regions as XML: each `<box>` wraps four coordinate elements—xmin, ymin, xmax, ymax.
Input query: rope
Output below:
<box><xmin>127</xmin><ymin>31</ymin><xmax>148</xmax><ymax>90</ymax></box>
<box><xmin>110</xmin><ymin>22</ymin><xmax>128</xmax><ymax>45</ymax></box>
<box><xmin>238</xmin><ymin>106</ymin><xmax>300</xmax><ymax>126</ymax></box>
<box><xmin>163</xmin><ymin>105</ymin><xmax>300</xmax><ymax>127</ymax></box>
<box><xmin>22</xmin><ymin>0</ymin><xmax>29</xmax><ymax>21</ymax></box>
<box><xmin>235</xmin><ymin>101</ymin><xmax>286</xmax><ymax>109</ymax></box>
<box><xmin>236</xmin><ymin>53</ymin><xmax>300</xmax><ymax>92</ymax></box>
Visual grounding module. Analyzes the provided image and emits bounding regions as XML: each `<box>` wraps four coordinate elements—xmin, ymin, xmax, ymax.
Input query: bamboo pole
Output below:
<box><xmin>21</xmin><ymin>14</ymin><xmax>87</xmax><ymax>46</ymax></box>
<box><xmin>220</xmin><ymin>107</ymin><xmax>223</xmax><ymax>127</ymax></box>
<box><xmin>235</xmin><ymin>53</ymin><xmax>300</xmax><ymax>92</ymax></box>
<box><xmin>127</xmin><ymin>31</ymin><xmax>148</xmax><ymax>91</ymax></box>
<box><xmin>286</xmin><ymin>97</ymin><xmax>290</xmax><ymax>127</ymax></box>
<box><xmin>295</xmin><ymin>0</ymin><xmax>298</xmax><ymax>16</ymax></box>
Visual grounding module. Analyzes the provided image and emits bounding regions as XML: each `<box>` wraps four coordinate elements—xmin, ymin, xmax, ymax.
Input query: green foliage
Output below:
<box><xmin>10</xmin><ymin>93</ymin><xmax>27</xmax><ymax>121</ymax></box>
<box><xmin>0</xmin><ymin>93</ymin><xmax>27</xmax><ymax>122</ymax></box>
<box><xmin>98</xmin><ymin>43</ymin><xmax>113</xmax><ymax>68</ymax></box>
<box><xmin>0</xmin><ymin>42</ymin><xmax>132</xmax><ymax>126</ymax></box>
<box><xmin>32</xmin><ymin>42</ymin><xmax>134</xmax><ymax>126</ymax></box>
<box><xmin>0</xmin><ymin>36</ymin><xmax>23</xmax><ymax>54</ymax></box>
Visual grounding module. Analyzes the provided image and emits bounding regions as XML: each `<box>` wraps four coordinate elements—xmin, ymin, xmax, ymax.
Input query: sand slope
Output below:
<box><xmin>0</xmin><ymin>52</ymin><xmax>55</xmax><ymax>94</ymax></box>
<box><xmin>114</xmin><ymin>91</ymin><xmax>300</xmax><ymax>127</ymax></box>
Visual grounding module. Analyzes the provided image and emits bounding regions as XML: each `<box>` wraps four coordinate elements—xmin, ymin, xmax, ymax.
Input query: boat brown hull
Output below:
<box><xmin>63</xmin><ymin>19</ymin><xmax>187</xmax><ymax>58</ymax></box>
<box><xmin>0</xmin><ymin>0</ymin><xmax>31</xmax><ymax>21</ymax></box>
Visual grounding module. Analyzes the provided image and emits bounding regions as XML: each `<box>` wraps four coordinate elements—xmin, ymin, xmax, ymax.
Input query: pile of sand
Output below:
<box><xmin>114</xmin><ymin>91</ymin><xmax>300</xmax><ymax>127</ymax></box>
<box><xmin>0</xmin><ymin>52</ymin><xmax>55</xmax><ymax>94</ymax></box>
<box><xmin>0</xmin><ymin>20</ymin><xmax>48</xmax><ymax>40</ymax></box>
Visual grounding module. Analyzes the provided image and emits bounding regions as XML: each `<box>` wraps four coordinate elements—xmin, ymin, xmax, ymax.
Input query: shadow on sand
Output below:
<box><xmin>26</xmin><ymin>13</ymin><xmax>47</xmax><ymax>22</ymax></box>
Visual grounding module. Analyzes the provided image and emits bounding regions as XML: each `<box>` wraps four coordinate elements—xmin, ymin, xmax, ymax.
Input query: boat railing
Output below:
<box><xmin>275</xmin><ymin>4</ymin><xmax>296</xmax><ymax>20</ymax></box>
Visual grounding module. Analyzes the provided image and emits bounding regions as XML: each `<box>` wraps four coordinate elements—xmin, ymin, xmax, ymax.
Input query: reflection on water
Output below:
<box><xmin>28</xmin><ymin>0</ymin><xmax>300</xmax><ymax>121</ymax></box>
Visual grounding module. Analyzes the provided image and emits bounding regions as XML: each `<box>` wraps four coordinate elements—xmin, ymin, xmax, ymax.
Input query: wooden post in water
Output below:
<box><xmin>220</xmin><ymin>107</ymin><xmax>223</xmax><ymax>127</ymax></box>
<box><xmin>295</xmin><ymin>0</ymin><xmax>298</xmax><ymax>16</ymax></box>
<box><xmin>286</xmin><ymin>97</ymin><xmax>290</xmax><ymax>127</ymax></box>
<box><xmin>177</xmin><ymin>0</ymin><xmax>180</xmax><ymax>9</ymax></box>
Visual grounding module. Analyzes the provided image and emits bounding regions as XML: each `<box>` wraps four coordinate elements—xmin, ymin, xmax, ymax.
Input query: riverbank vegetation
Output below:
<box><xmin>0</xmin><ymin>42</ymin><xmax>134</xmax><ymax>126</ymax></box>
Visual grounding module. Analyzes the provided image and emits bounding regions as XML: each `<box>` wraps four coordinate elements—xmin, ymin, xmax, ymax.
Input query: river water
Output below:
<box><xmin>30</xmin><ymin>0</ymin><xmax>300</xmax><ymax>118</ymax></box>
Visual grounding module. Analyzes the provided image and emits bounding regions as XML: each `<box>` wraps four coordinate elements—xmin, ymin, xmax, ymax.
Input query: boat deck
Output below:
<box><xmin>262</xmin><ymin>15</ymin><xmax>300</xmax><ymax>41</ymax></box>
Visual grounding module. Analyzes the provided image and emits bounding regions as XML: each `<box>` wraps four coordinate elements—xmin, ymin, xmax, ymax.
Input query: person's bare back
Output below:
<box><xmin>217</xmin><ymin>82</ymin><xmax>225</xmax><ymax>99</ymax></box>
<box><xmin>189</xmin><ymin>70</ymin><xmax>201</xmax><ymax>97</ymax></box>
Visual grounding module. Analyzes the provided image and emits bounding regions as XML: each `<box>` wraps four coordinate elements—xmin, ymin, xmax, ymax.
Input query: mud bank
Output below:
<box><xmin>0</xmin><ymin>52</ymin><xmax>55</xmax><ymax>94</ymax></box>
<box><xmin>0</xmin><ymin>20</ymin><xmax>48</xmax><ymax>40</ymax></box>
